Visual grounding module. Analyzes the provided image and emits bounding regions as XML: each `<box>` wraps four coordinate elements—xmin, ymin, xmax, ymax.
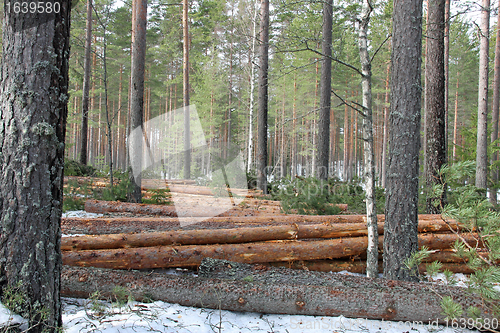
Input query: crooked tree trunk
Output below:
<box><xmin>384</xmin><ymin>0</ymin><xmax>423</xmax><ymax>281</ymax></box>
<box><xmin>0</xmin><ymin>3</ymin><xmax>71</xmax><ymax>331</ymax></box>
<box><xmin>61</xmin><ymin>260</ymin><xmax>494</xmax><ymax>323</ymax></box>
<box><xmin>358</xmin><ymin>0</ymin><xmax>378</xmax><ymax>278</ymax></box>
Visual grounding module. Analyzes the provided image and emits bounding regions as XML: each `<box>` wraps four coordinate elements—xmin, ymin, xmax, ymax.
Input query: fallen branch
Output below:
<box><xmin>60</xmin><ymin>259</ymin><xmax>496</xmax><ymax>323</ymax></box>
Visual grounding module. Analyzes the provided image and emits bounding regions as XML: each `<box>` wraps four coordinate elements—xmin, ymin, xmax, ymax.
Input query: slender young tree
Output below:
<box><xmin>79</xmin><ymin>0</ymin><xmax>93</xmax><ymax>165</ymax></box>
<box><xmin>257</xmin><ymin>0</ymin><xmax>269</xmax><ymax>193</ymax></box>
<box><xmin>384</xmin><ymin>0</ymin><xmax>423</xmax><ymax>282</ymax></box>
<box><xmin>183</xmin><ymin>0</ymin><xmax>190</xmax><ymax>179</ymax></box>
<box><xmin>358</xmin><ymin>0</ymin><xmax>378</xmax><ymax>278</ymax></box>
<box><xmin>129</xmin><ymin>0</ymin><xmax>147</xmax><ymax>202</ymax></box>
<box><xmin>476</xmin><ymin>0</ymin><xmax>490</xmax><ymax>190</ymax></box>
<box><xmin>424</xmin><ymin>0</ymin><xmax>446</xmax><ymax>213</ymax></box>
<box><xmin>247</xmin><ymin>0</ymin><xmax>259</xmax><ymax>173</ymax></box>
<box><xmin>490</xmin><ymin>6</ymin><xmax>500</xmax><ymax>205</ymax></box>
<box><xmin>317</xmin><ymin>0</ymin><xmax>333</xmax><ymax>180</ymax></box>
<box><xmin>0</xmin><ymin>2</ymin><xmax>71</xmax><ymax>331</ymax></box>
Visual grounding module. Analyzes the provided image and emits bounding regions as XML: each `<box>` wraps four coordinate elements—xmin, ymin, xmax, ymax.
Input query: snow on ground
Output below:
<box><xmin>0</xmin><ymin>211</ymin><xmax>490</xmax><ymax>332</ymax></box>
<box><xmin>0</xmin><ymin>296</ymin><xmax>484</xmax><ymax>333</ymax></box>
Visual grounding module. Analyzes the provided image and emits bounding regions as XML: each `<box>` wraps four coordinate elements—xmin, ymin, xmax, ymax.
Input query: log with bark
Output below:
<box><xmin>62</xmin><ymin>214</ymin><xmax>460</xmax><ymax>235</ymax></box>
<box><xmin>84</xmin><ymin>199</ymin><xmax>285</xmax><ymax>217</ymax></box>
<box><xmin>60</xmin><ymin>259</ymin><xmax>496</xmax><ymax>323</ymax></box>
<box><xmin>62</xmin><ymin>233</ymin><xmax>482</xmax><ymax>270</ymax></box>
<box><xmin>61</xmin><ymin>220</ymin><xmax>465</xmax><ymax>250</ymax></box>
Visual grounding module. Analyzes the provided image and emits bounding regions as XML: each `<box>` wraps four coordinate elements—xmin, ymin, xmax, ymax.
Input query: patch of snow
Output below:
<box><xmin>0</xmin><ymin>303</ymin><xmax>28</xmax><ymax>331</ymax></box>
<box><xmin>62</xmin><ymin>211</ymin><xmax>103</xmax><ymax>218</ymax></box>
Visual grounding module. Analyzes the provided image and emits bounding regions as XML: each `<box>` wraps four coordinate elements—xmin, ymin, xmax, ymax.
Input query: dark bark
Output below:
<box><xmin>79</xmin><ymin>0</ymin><xmax>92</xmax><ymax>166</ymax></box>
<box><xmin>61</xmin><ymin>261</ymin><xmax>495</xmax><ymax>323</ymax></box>
<box><xmin>384</xmin><ymin>0</ymin><xmax>423</xmax><ymax>281</ymax></box>
<box><xmin>317</xmin><ymin>0</ymin><xmax>333</xmax><ymax>180</ymax></box>
<box><xmin>128</xmin><ymin>0</ymin><xmax>147</xmax><ymax>202</ymax></box>
<box><xmin>0</xmin><ymin>2</ymin><xmax>71</xmax><ymax>331</ymax></box>
<box><xmin>257</xmin><ymin>0</ymin><xmax>269</xmax><ymax>193</ymax></box>
<box><xmin>424</xmin><ymin>0</ymin><xmax>446</xmax><ymax>213</ymax></box>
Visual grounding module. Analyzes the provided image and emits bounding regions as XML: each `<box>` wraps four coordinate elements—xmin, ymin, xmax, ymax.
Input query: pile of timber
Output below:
<box><xmin>61</xmin><ymin>214</ymin><xmax>489</xmax><ymax>274</ymax></box>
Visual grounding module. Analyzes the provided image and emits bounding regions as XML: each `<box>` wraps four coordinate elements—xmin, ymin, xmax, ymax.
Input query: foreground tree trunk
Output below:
<box><xmin>0</xmin><ymin>3</ymin><xmax>71</xmax><ymax>331</ymax></box>
<box><xmin>128</xmin><ymin>0</ymin><xmax>147</xmax><ymax>202</ymax></box>
<box><xmin>317</xmin><ymin>0</ymin><xmax>333</xmax><ymax>180</ymax></box>
<box><xmin>257</xmin><ymin>0</ymin><xmax>269</xmax><ymax>193</ymax></box>
<box><xmin>61</xmin><ymin>260</ymin><xmax>494</xmax><ymax>323</ymax></box>
<box><xmin>424</xmin><ymin>0</ymin><xmax>446</xmax><ymax>213</ymax></box>
<box><xmin>79</xmin><ymin>0</ymin><xmax>92</xmax><ymax>166</ymax></box>
<box><xmin>183</xmin><ymin>0</ymin><xmax>191</xmax><ymax>179</ymax></box>
<box><xmin>358</xmin><ymin>0</ymin><xmax>378</xmax><ymax>278</ymax></box>
<box><xmin>384</xmin><ymin>0</ymin><xmax>423</xmax><ymax>281</ymax></box>
<box><xmin>476</xmin><ymin>0</ymin><xmax>490</xmax><ymax>190</ymax></box>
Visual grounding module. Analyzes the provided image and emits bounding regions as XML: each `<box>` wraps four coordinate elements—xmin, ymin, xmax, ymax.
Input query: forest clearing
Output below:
<box><xmin>1</xmin><ymin>0</ymin><xmax>500</xmax><ymax>332</ymax></box>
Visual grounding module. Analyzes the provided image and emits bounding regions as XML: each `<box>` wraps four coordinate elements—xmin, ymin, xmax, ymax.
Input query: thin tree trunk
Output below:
<box><xmin>424</xmin><ymin>0</ymin><xmax>446</xmax><ymax>213</ymax></box>
<box><xmin>79</xmin><ymin>0</ymin><xmax>93</xmax><ymax>166</ymax></box>
<box><xmin>381</xmin><ymin>61</ymin><xmax>390</xmax><ymax>188</ymax></box>
<box><xmin>257</xmin><ymin>0</ymin><xmax>269</xmax><ymax>193</ymax></box>
<box><xmin>247</xmin><ymin>0</ymin><xmax>258</xmax><ymax>173</ymax></box>
<box><xmin>183</xmin><ymin>0</ymin><xmax>191</xmax><ymax>179</ymax></box>
<box><xmin>358</xmin><ymin>0</ymin><xmax>378</xmax><ymax>278</ymax></box>
<box><xmin>476</xmin><ymin>0</ymin><xmax>490</xmax><ymax>190</ymax></box>
<box><xmin>384</xmin><ymin>0</ymin><xmax>423</xmax><ymax>282</ymax></box>
<box><xmin>453</xmin><ymin>73</ymin><xmax>459</xmax><ymax>161</ymax></box>
<box><xmin>317</xmin><ymin>0</ymin><xmax>333</xmax><ymax>180</ymax></box>
<box><xmin>489</xmin><ymin>5</ymin><xmax>500</xmax><ymax>204</ymax></box>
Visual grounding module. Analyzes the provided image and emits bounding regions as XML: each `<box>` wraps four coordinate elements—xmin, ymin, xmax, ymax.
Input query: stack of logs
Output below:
<box><xmin>62</xmin><ymin>203</ymin><xmax>485</xmax><ymax>274</ymax></box>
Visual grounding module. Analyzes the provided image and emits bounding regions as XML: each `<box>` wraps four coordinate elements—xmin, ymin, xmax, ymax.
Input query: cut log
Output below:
<box><xmin>84</xmin><ymin>199</ymin><xmax>285</xmax><ymax>217</ymax></box>
<box><xmin>60</xmin><ymin>260</ymin><xmax>496</xmax><ymax>323</ymax></box>
<box><xmin>62</xmin><ymin>233</ymin><xmax>482</xmax><ymax>270</ymax></box>
<box><xmin>61</xmin><ymin>220</ymin><xmax>464</xmax><ymax>251</ymax></box>
<box><xmin>62</xmin><ymin>214</ymin><xmax>461</xmax><ymax>235</ymax></box>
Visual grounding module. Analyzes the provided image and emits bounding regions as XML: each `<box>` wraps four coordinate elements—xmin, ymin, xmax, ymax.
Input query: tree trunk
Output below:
<box><xmin>381</xmin><ymin>61</ymin><xmax>390</xmax><ymax>188</ymax></box>
<box><xmin>79</xmin><ymin>0</ymin><xmax>92</xmax><ymax>166</ymax></box>
<box><xmin>476</xmin><ymin>0</ymin><xmax>490</xmax><ymax>190</ymax></box>
<box><xmin>358</xmin><ymin>0</ymin><xmax>378</xmax><ymax>278</ymax></box>
<box><xmin>61</xmin><ymin>261</ymin><xmax>494</xmax><ymax>323</ymax></box>
<box><xmin>317</xmin><ymin>0</ymin><xmax>333</xmax><ymax>180</ymax></box>
<box><xmin>128</xmin><ymin>0</ymin><xmax>147</xmax><ymax>202</ymax></box>
<box><xmin>0</xmin><ymin>4</ymin><xmax>71</xmax><ymax>331</ymax></box>
<box><xmin>257</xmin><ymin>0</ymin><xmax>269</xmax><ymax>193</ymax></box>
<box><xmin>424</xmin><ymin>0</ymin><xmax>446</xmax><ymax>213</ymax></box>
<box><xmin>490</xmin><ymin>5</ymin><xmax>500</xmax><ymax>204</ymax></box>
<box><xmin>183</xmin><ymin>0</ymin><xmax>191</xmax><ymax>179</ymax></box>
<box><xmin>444</xmin><ymin>0</ymin><xmax>450</xmax><ymax>158</ymax></box>
<box><xmin>453</xmin><ymin>73</ymin><xmax>459</xmax><ymax>161</ymax></box>
<box><xmin>247</xmin><ymin>0</ymin><xmax>258</xmax><ymax>173</ymax></box>
<box><xmin>384</xmin><ymin>0</ymin><xmax>423</xmax><ymax>281</ymax></box>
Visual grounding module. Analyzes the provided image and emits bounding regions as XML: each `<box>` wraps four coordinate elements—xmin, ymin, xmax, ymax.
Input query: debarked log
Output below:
<box><xmin>61</xmin><ymin>220</ymin><xmax>465</xmax><ymax>251</ymax></box>
<box><xmin>60</xmin><ymin>260</ymin><xmax>497</xmax><ymax>323</ymax></box>
<box><xmin>62</xmin><ymin>233</ymin><xmax>483</xmax><ymax>270</ymax></box>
